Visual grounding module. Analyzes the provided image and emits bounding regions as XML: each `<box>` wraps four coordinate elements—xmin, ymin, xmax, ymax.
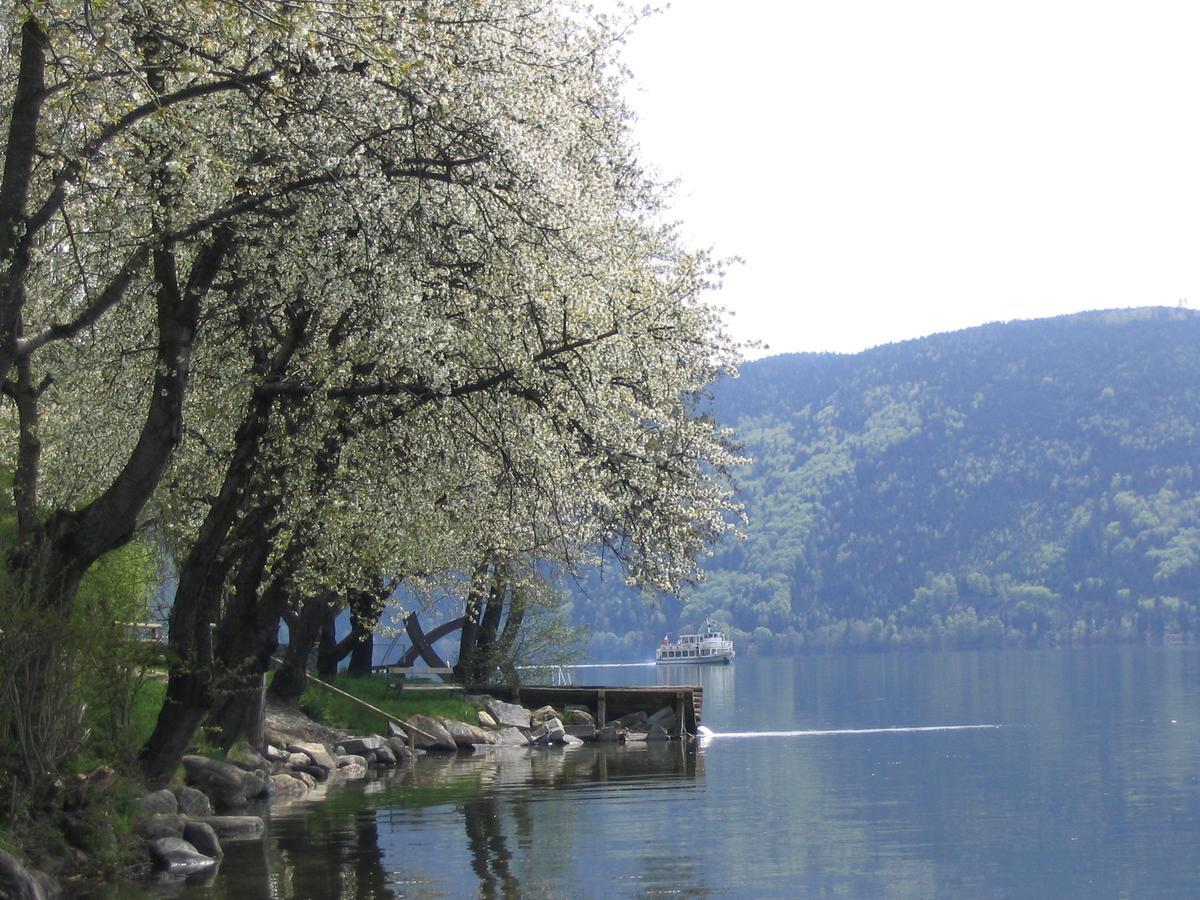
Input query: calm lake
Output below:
<box><xmin>121</xmin><ymin>646</ymin><xmax>1200</xmax><ymax>898</ymax></box>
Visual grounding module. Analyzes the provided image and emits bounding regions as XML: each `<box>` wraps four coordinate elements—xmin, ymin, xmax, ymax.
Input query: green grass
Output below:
<box><xmin>71</xmin><ymin>673</ymin><xmax>168</xmax><ymax>774</ymax></box>
<box><xmin>297</xmin><ymin>673</ymin><xmax>481</xmax><ymax>735</ymax></box>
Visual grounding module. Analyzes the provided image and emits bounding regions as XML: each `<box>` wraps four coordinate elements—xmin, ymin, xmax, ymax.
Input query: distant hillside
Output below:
<box><xmin>572</xmin><ymin>307</ymin><xmax>1200</xmax><ymax>658</ymax></box>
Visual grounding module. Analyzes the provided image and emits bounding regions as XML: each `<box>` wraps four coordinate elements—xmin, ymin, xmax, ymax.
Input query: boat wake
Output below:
<box><xmin>696</xmin><ymin>723</ymin><xmax>1000</xmax><ymax>744</ymax></box>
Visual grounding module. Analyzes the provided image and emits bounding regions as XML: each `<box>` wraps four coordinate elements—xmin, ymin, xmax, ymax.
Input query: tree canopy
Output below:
<box><xmin>0</xmin><ymin>0</ymin><xmax>740</xmax><ymax>787</ymax></box>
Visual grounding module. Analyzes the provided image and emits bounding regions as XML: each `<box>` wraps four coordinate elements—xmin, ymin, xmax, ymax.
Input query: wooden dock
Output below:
<box><xmin>479</xmin><ymin>684</ymin><xmax>703</xmax><ymax>737</ymax></box>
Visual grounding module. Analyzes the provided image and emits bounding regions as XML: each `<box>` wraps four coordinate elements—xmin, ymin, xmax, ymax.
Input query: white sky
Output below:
<box><xmin>599</xmin><ymin>1</ymin><xmax>1200</xmax><ymax>357</ymax></box>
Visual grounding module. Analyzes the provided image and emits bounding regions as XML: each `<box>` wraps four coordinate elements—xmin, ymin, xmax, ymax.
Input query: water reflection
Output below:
<box><xmin>129</xmin><ymin>741</ymin><xmax>704</xmax><ymax>899</ymax></box>
<box><xmin>115</xmin><ymin>649</ymin><xmax>1200</xmax><ymax>898</ymax></box>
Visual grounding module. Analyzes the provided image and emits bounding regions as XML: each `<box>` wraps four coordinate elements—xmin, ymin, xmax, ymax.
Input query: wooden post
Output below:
<box><xmin>597</xmin><ymin>689</ymin><xmax>607</xmax><ymax>728</ymax></box>
<box><xmin>675</xmin><ymin>691</ymin><xmax>686</xmax><ymax>739</ymax></box>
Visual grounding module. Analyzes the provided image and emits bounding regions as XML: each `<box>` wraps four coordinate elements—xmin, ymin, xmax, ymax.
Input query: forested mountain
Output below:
<box><xmin>573</xmin><ymin>307</ymin><xmax>1200</xmax><ymax>658</ymax></box>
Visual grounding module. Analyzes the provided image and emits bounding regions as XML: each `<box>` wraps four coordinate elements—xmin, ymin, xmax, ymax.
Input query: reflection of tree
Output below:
<box><xmin>269</xmin><ymin>805</ymin><xmax>395</xmax><ymax>899</ymax></box>
<box><xmin>463</xmin><ymin>796</ymin><xmax>519</xmax><ymax>899</ymax></box>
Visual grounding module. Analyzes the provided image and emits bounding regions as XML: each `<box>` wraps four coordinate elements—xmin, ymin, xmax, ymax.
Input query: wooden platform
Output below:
<box><xmin>479</xmin><ymin>684</ymin><xmax>703</xmax><ymax>737</ymax></box>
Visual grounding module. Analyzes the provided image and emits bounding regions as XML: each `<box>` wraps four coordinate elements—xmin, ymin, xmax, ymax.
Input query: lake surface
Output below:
<box><xmin>122</xmin><ymin>646</ymin><xmax>1200</xmax><ymax>898</ymax></box>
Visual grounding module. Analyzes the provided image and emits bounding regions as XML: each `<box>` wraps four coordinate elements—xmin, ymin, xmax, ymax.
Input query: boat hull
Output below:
<box><xmin>655</xmin><ymin>651</ymin><xmax>734</xmax><ymax>665</ymax></box>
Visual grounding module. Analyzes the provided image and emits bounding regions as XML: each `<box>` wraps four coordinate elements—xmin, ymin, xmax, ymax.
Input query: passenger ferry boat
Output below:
<box><xmin>655</xmin><ymin>620</ymin><xmax>735</xmax><ymax>665</ymax></box>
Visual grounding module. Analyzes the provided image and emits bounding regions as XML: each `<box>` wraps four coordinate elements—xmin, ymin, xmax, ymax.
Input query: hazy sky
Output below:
<box><xmin>599</xmin><ymin>1</ymin><xmax>1200</xmax><ymax>357</ymax></box>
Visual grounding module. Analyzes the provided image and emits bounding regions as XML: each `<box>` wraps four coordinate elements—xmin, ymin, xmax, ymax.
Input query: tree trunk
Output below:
<box><xmin>474</xmin><ymin>564</ymin><xmax>508</xmax><ymax>676</ymax></box>
<box><xmin>316</xmin><ymin>607</ymin><xmax>341</xmax><ymax>678</ymax></box>
<box><xmin>270</xmin><ymin>592</ymin><xmax>334</xmax><ymax>702</ymax></box>
<box><xmin>138</xmin><ymin>313</ymin><xmax>309</xmax><ymax>782</ymax></box>
<box><xmin>454</xmin><ymin>559</ymin><xmax>491</xmax><ymax>682</ymax></box>
<box><xmin>346</xmin><ymin>590</ymin><xmax>379</xmax><ymax>676</ymax></box>
<box><xmin>139</xmin><ymin>669</ymin><xmax>214</xmax><ymax>789</ymax></box>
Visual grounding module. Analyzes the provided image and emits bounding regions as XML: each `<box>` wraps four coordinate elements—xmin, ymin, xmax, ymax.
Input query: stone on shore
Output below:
<box><xmin>595</xmin><ymin>725</ymin><xmax>622</xmax><ymax>743</ymax></box>
<box><xmin>530</xmin><ymin>705</ymin><xmax>561</xmax><ymax>726</ymax></box>
<box><xmin>613</xmin><ymin>710</ymin><xmax>648</xmax><ymax>729</ymax></box>
<box><xmin>477</xmin><ymin>710</ymin><xmax>498</xmax><ymax>728</ymax></box>
<box><xmin>442</xmin><ymin>719</ymin><xmax>497</xmax><ymax>748</ymax></box>
<box><xmin>531</xmin><ymin>718</ymin><xmax>566</xmax><ymax>745</ymax></box>
<box><xmin>136</xmin><ymin>789</ymin><xmax>178</xmax><ymax>817</ymax></box>
<box><xmin>172</xmin><ymin>785</ymin><xmax>213</xmax><ymax>818</ymax></box>
<box><xmin>182</xmin><ymin>755</ymin><xmax>269</xmax><ymax>812</ymax></box>
<box><xmin>286</xmin><ymin>742</ymin><xmax>337</xmax><ymax>773</ymax></box>
<box><xmin>405</xmin><ymin>715</ymin><xmax>458</xmax><ymax>752</ymax></box>
<box><xmin>646</xmin><ymin>724</ymin><xmax>670</xmax><ymax>741</ymax></box>
<box><xmin>336</xmin><ymin>755</ymin><xmax>368</xmax><ymax>778</ymax></box>
<box><xmin>564</xmin><ymin>707</ymin><xmax>596</xmax><ymax>727</ymax></box>
<box><xmin>485</xmin><ymin>700</ymin><xmax>532</xmax><ymax>729</ymax></box>
<box><xmin>134</xmin><ymin>814</ymin><xmax>187</xmax><ymax>841</ymax></box>
<box><xmin>493</xmin><ymin>727</ymin><xmax>532</xmax><ymax>746</ymax></box>
<box><xmin>0</xmin><ymin>848</ymin><xmax>60</xmax><ymax>900</ymax></box>
<box><xmin>191</xmin><ymin>816</ymin><xmax>266</xmax><ymax>840</ymax></box>
<box><xmin>337</xmin><ymin>736</ymin><xmax>384</xmax><ymax>756</ymax></box>
<box><xmin>182</xmin><ymin>822</ymin><xmax>223</xmax><ymax>860</ymax></box>
<box><xmin>262</xmin><ymin>744</ymin><xmax>290</xmax><ymax>763</ymax></box>
<box><xmin>147</xmin><ymin>837</ymin><xmax>217</xmax><ymax>873</ymax></box>
<box><xmin>373</xmin><ymin>745</ymin><xmax>397</xmax><ymax>766</ymax></box>
<box><xmin>385</xmin><ymin>737</ymin><xmax>418</xmax><ymax>765</ymax></box>
<box><xmin>270</xmin><ymin>773</ymin><xmax>311</xmax><ymax>800</ymax></box>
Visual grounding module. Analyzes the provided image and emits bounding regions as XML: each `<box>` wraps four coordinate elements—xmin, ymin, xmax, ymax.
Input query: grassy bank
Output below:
<box><xmin>296</xmin><ymin>673</ymin><xmax>480</xmax><ymax>735</ymax></box>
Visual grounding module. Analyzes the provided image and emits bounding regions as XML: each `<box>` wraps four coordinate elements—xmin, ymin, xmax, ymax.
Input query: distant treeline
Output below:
<box><xmin>570</xmin><ymin>308</ymin><xmax>1200</xmax><ymax>657</ymax></box>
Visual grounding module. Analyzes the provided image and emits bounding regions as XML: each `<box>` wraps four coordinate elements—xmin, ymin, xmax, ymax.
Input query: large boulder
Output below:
<box><xmin>182</xmin><ymin>821</ymin><xmax>223</xmax><ymax>860</ymax></box>
<box><xmin>485</xmin><ymin>700</ymin><xmax>532</xmax><ymax>729</ymax></box>
<box><xmin>191</xmin><ymin>816</ymin><xmax>266</xmax><ymax>840</ymax></box>
<box><xmin>531</xmin><ymin>718</ymin><xmax>566</xmax><ymax>745</ymax></box>
<box><xmin>147</xmin><ymin>837</ymin><xmax>218</xmax><ymax>873</ymax></box>
<box><xmin>405</xmin><ymin>715</ymin><xmax>458</xmax><ymax>752</ymax></box>
<box><xmin>385</xmin><ymin>737</ymin><xmax>418</xmax><ymax>765</ymax></box>
<box><xmin>530</xmin><ymin>705</ymin><xmax>561</xmax><ymax>726</ymax></box>
<box><xmin>182</xmin><ymin>756</ymin><xmax>269</xmax><ymax>811</ymax></box>
<box><xmin>493</xmin><ymin>727</ymin><xmax>532</xmax><ymax>747</ymax></box>
<box><xmin>0</xmin><ymin>849</ymin><xmax>59</xmax><ymax>899</ymax></box>
<box><xmin>134</xmin><ymin>814</ymin><xmax>187</xmax><ymax>841</ymax></box>
<box><xmin>172</xmin><ymin>785</ymin><xmax>213</xmax><ymax>817</ymax></box>
<box><xmin>564</xmin><ymin>707</ymin><xmax>596</xmax><ymax>727</ymax></box>
<box><xmin>372</xmin><ymin>745</ymin><xmax>397</xmax><ymax>767</ymax></box>
<box><xmin>566</xmin><ymin>725</ymin><xmax>596</xmax><ymax>741</ymax></box>
<box><xmin>285</xmin><ymin>742</ymin><xmax>337</xmax><ymax>773</ymax></box>
<box><xmin>647</xmin><ymin>706</ymin><xmax>679</xmax><ymax>733</ymax></box>
<box><xmin>595</xmin><ymin>725</ymin><xmax>622</xmax><ymax>743</ymax></box>
<box><xmin>336</xmin><ymin>755</ymin><xmax>369</xmax><ymax>778</ymax></box>
<box><xmin>338</xmin><ymin>736</ymin><xmax>384</xmax><ymax>756</ymax></box>
<box><xmin>442</xmin><ymin>719</ymin><xmax>497</xmax><ymax>748</ymax></box>
<box><xmin>612</xmin><ymin>710</ymin><xmax>648</xmax><ymax>729</ymax></box>
<box><xmin>477</xmin><ymin>710</ymin><xmax>498</xmax><ymax>728</ymax></box>
<box><xmin>646</xmin><ymin>724</ymin><xmax>671</xmax><ymax>742</ymax></box>
<box><xmin>136</xmin><ymin>789</ymin><xmax>178</xmax><ymax>817</ymax></box>
<box><xmin>270</xmin><ymin>773</ymin><xmax>311</xmax><ymax>800</ymax></box>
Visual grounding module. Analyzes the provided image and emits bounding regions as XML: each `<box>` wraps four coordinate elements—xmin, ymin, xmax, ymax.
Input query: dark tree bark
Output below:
<box><xmin>454</xmin><ymin>560</ymin><xmax>491</xmax><ymax>683</ymax></box>
<box><xmin>345</xmin><ymin>591</ymin><xmax>379</xmax><ymax>676</ymax></box>
<box><xmin>139</xmin><ymin>313</ymin><xmax>309</xmax><ymax>785</ymax></box>
<box><xmin>316</xmin><ymin>606</ymin><xmax>345</xmax><ymax>678</ymax></box>
<box><xmin>270</xmin><ymin>592</ymin><xmax>335</xmax><ymax>702</ymax></box>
